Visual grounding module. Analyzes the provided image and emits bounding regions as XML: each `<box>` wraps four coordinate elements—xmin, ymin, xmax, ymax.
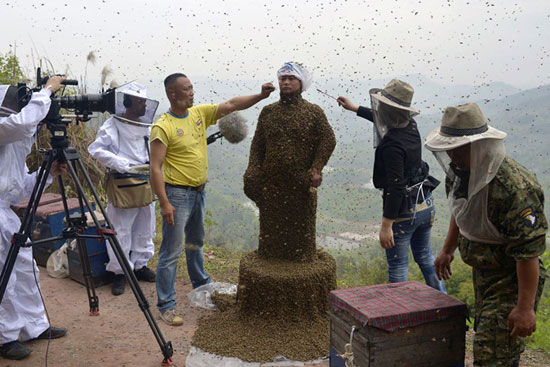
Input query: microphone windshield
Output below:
<box><xmin>218</xmin><ymin>112</ymin><xmax>248</xmax><ymax>144</ymax></box>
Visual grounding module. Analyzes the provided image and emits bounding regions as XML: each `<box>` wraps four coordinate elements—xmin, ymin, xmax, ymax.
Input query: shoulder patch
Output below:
<box><xmin>520</xmin><ymin>207</ymin><xmax>537</xmax><ymax>227</ymax></box>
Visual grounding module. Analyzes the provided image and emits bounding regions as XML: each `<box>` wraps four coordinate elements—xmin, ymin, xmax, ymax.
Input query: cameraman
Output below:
<box><xmin>0</xmin><ymin>76</ymin><xmax>68</xmax><ymax>360</ymax></box>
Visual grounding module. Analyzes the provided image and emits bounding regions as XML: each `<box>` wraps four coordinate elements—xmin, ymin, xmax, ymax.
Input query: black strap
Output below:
<box><xmin>111</xmin><ymin>172</ymin><xmax>149</xmax><ymax>180</ymax></box>
<box><xmin>381</xmin><ymin>90</ymin><xmax>411</xmax><ymax>107</ymax></box>
<box><xmin>440</xmin><ymin>124</ymin><xmax>488</xmax><ymax>136</ymax></box>
<box><xmin>144</xmin><ymin>136</ymin><xmax>150</xmax><ymax>164</ymax></box>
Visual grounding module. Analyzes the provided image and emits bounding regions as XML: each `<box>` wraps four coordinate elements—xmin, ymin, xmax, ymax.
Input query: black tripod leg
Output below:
<box><xmin>0</xmin><ymin>152</ymin><xmax>55</xmax><ymax>304</ymax></box>
<box><xmin>58</xmin><ymin>168</ymin><xmax>99</xmax><ymax>316</ymax></box>
<box><xmin>75</xmin><ymin>235</ymin><xmax>99</xmax><ymax>315</ymax></box>
<box><xmin>65</xmin><ymin>149</ymin><xmax>174</xmax><ymax>365</ymax></box>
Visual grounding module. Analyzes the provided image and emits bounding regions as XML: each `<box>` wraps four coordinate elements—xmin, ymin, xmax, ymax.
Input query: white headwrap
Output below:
<box><xmin>277</xmin><ymin>62</ymin><xmax>313</xmax><ymax>91</ymax></box>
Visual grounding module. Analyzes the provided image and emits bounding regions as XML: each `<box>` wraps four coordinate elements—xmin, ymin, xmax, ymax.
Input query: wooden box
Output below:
<box><xmin>328</xmin><ymin>281</ymin><xmax>468</xmax><ymax>367</ymax></box>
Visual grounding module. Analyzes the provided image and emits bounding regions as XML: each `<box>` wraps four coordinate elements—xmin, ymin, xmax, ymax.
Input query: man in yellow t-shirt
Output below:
<box><xmin>150</xmin><ymin>73</ymin><xmax>275</xmax><ymax>326</ymax></box>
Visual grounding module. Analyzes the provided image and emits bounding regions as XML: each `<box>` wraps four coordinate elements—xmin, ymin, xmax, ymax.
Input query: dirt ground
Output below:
<box><xmin>3</xmin><ymin>269</ymin><xmax>549</xmax><ymax>367</ymax></box>
<box><xmin>3</xmin><ymin>271</ymin><xmax>205</xmax><ymax>367</ymax></box>
<box><xmin>2</xmin><ymin>270</ymin><xmax>330</xmax><ymax>367</ymax></box>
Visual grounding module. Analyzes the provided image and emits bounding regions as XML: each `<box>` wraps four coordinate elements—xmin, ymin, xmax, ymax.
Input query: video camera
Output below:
<box><xmin>14</xmin><ymin>68</ymin><xmax>117</xmax><ymax>148</ymax></box>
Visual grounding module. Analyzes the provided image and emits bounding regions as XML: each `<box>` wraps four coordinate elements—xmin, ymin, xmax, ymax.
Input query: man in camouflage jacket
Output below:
<box><xmin>425</xmin><ymin>102</ymin><xmax>547</xmax><ymax>367</ymax></box>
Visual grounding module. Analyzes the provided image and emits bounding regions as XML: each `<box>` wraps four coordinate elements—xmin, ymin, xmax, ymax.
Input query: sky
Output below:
<box><xmin>1</xmin><ymin>0</ymin><xmax>550</xmax><ymax>100</ymax></box>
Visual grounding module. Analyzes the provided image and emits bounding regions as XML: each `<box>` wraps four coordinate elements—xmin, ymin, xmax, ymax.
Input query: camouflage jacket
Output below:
<box><xmin>455</xmin><ymin>156</ymin><xmax>547</xmax><ymax>270</ymax></box>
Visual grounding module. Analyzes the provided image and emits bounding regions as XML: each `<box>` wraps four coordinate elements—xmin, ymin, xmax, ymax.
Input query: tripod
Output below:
<box><xmin>0</xmin><ymin>125</ymin><xmax>174</xmax><ymax>366</ymax></box>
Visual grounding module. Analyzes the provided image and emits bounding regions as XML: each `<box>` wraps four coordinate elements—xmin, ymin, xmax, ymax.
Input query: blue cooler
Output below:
<box><xmin>29</xmin><ymin>198</ymin><xmax>95</xmax><ymax>266</ymax></box>
<box><xmin>67</xmin><ymin>211</ymin><xmax>111</xmax><ymax>287</ymax></box>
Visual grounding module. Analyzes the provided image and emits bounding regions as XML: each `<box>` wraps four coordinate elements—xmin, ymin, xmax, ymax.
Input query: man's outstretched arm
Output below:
<box><xmin>216</xmin><ymin>83</ymin><xmax>275</xmax><ymax>119</ymax></box>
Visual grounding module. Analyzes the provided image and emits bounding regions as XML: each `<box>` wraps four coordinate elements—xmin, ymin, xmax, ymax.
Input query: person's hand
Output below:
<box><xmin>45</xmin><ymin>76</ymin><xmax>66</xmax><ymax>93</ymax></box>
<box><xmin>379</xmin><ymin>225</ymin><xmax>395</xmax><ymax>249</ymax></box>
<box><xmin>260</xmin><ymin>83</ymin><xmax>276</xmax><ymax>99</ymax></box>
<box><xmin>160</xmin><ymin>201</ymin><xmax>176</xmax><ymax>226</ymax></box>
<box><xmin>434</xmin><ymin>251</ymin><xmax>455</xmax><ymax>280</ymax></box>
<box><xmin>337</xmin><ymin>96</ymin><xmax>359</xmax><ymax>113</ymax></box>
<box><xmin>50</xmin><ymin>162</ymin><xmax>68</xmax><ymax>177</ymax></box>
<box><xmin>507</xmin><ymin>306</ymin><xmax>536</xmax><ymax>337</ymax></box>
<box><xmin>311</xmin><ymin>168</ymin><xmax>322</xmax><ymax>188</ymax></box>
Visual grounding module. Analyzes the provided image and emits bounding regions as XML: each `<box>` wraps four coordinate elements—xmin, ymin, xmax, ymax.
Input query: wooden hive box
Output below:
<box><xmin>328</xmin><ymin>281</ymin><xmax>468</xmax><ymax>367</ymax></box>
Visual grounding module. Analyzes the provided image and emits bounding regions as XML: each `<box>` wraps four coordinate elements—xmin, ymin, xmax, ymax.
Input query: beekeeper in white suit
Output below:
<box><xmin>0</xmin><ymin>77</ymin><xmax>68</xmax><ymax>361</ymax></box>
<box><xmin>88</xmin><ymin>82</ymin><xmax>158</xmax><ymax>296</ymax></box>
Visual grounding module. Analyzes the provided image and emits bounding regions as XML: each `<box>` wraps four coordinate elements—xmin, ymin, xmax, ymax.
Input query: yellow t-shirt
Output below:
<box><xmin>150</xmin><ymin>104</ymin><xmax>218</xmax><ymax>186</ymax></box>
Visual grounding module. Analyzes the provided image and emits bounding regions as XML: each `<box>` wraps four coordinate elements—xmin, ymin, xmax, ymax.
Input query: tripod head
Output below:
<box><xmin>13</xmin><ymin>68</ymin><xmax>117</xmax><ymax>149</ymax></box>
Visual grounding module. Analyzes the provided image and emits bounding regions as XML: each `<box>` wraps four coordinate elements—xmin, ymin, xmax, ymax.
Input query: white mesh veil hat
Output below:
<box><xmin>425</xmin><ymin>102</ymin><xmax>507</xmax><ymax>244</ymax></box>
<box><xmin>114</xmin><ymin>82</ymin><xmax>159</xmax><ymax>126</ymax></box>
<box><xmin>425</xmin><ymin>102</ymin><xmax>506</xmax><ymax>152</ymax></box>
<box><xmin>370</xmin><ymin>79</ymin><xmax>420</xmax><ymax>116</ymax></box>
<box><xmin>368</xmin><ymin>79</ymin><xmax>419</xmax><ymax>146</ymax></box>
<box><xmin>0</xmin><ymin>85</ymin><xmax>8</xmax><ymax>105</ymax></box>
<box><xmin>0</xmin><ymin>85</ymin><xmax>18</xmax><ymax>116</ymax></box>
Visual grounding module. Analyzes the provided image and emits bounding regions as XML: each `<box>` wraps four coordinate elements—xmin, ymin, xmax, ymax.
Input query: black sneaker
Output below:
<box><xmin>135</xmin><ymin>266</ymin><xmax>156</xmax><ymax>282</ymax></box>
<box><xmin>112</xmin><ymin>274</ymin><xmax>126</xmax><ymax>295</ymax></box>
<box><xmin>0</xmin><ymin>341</ymin><xmax>32</xmax><ymax>360</ymax></box>
<box><xmin>34</xmin><ymin>326</ymin><xmax>68</xmax><ymax>340</ymax></box>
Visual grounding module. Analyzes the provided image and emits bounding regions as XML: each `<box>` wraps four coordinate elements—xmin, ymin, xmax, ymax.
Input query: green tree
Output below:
<box><xmin>0</xmin><ymin>52</ymin><xmax>25</xmax><ymax>85</ymax></box>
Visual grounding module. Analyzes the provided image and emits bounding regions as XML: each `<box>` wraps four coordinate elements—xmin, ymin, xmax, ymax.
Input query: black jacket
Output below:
<box><xmin>357</xmin><ymin>106</ymin><xmax>434</xmax><ymax>219</ymax></box>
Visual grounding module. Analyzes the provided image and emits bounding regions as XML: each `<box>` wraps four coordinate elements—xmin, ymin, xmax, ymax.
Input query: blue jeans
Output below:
<box><xmin>385</xmin><ymin>197</ymin><xmax>447</xmax><ymax>293</ymax></box>
<box><xmin>156</xmin><ymin>185</ymin><xmax>211</xmax><ymax>312</ymax></box>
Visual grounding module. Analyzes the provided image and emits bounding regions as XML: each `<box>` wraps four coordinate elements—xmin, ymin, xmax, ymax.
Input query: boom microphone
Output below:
<box><xmin>207</xmin><ymin>112</ymin><xmax>248</xmax><ymax>145</ymax></box>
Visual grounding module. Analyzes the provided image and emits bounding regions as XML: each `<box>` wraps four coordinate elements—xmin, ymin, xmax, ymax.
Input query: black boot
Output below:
<box><xmin>135</xmin><ymin>266</ymin><xmax>156</xmax><ymax>282</ymax></box>
<box><xmin>112</xmin><ymin>274</ymin><xmax>126</xmax><ymax>295</ymax></box>
<box><xmin>0</xmin><ymin>341</ymin><xmax>32</xmax><ymax>360</ymax></box>
<box><xmin>34</xmin><ymin>326</ymin><xmax>68</xmax><ymax>340</ymax></box>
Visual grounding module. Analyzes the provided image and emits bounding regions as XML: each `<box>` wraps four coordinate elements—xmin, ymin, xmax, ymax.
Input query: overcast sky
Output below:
<box><xmin>2</xmin><ymin>0</ymin><xmax>549</xmax><ymax>94</ymax></box>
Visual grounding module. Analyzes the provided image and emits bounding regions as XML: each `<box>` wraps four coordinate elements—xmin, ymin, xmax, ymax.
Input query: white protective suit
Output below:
<box><xmin>0</xmin><ymin>88</ymin><xmax>52</xmax><ymax>344</ymax></box>
<box><xmin>88</xmin><ymin>114</ymin><xmax>155</xmax><ymax>275</ymax></box>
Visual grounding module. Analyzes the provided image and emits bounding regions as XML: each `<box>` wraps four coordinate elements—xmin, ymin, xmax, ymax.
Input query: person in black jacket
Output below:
<box><xmin>337</xmin><ymin>79</ymin><xmax>446</xmax><ymax>292</ymax></box>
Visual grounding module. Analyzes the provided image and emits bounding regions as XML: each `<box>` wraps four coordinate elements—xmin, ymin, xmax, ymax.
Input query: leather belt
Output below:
<box><xmin>166</xmin><ymin>182</ymin><xmax>206</xmax><ymax>192</ymax></box>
